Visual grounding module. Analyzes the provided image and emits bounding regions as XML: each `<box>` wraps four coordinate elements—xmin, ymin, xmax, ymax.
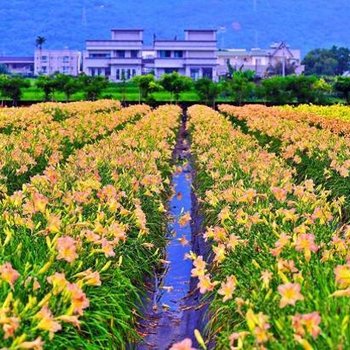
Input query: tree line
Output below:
<box><xmin>1</xmin><ymin>71</ymin><xmax>350</xmax><ymax>106</ymax></box>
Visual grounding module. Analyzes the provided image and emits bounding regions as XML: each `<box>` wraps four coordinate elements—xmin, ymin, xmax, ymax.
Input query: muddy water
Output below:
<box><xmin>136</xmin><ymin>116</ymin><xmax>208</xmax><ymax>350</ymax></box>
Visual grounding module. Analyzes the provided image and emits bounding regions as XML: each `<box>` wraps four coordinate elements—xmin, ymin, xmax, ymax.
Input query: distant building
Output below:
<box><xmin>83</xmin><ymin>29</ymin><xmax>143</xmax><ymax>81</ymax></box>
<box><xmin>217</xmin><ymin>42</ymin><xmax>304</xmax><ymax>78</ymax></box>
<box><xmin>0</xmin><ymin>57</ymin><xmax>34</xmax><ymax>76</ymax></box>
<box><xmin>83</xmin><ymin>28</ymin><xmax>218</xmax><ymax>81</ymax></box>
<box><xmin>34</xmin><ymin>49</ymin><xmax>81</xmax><ymax>76</ymax></box>
<box><xmin>153</xmin><ymin>29</ymin><xmax>218</xmax><ymax>80</ymax></box>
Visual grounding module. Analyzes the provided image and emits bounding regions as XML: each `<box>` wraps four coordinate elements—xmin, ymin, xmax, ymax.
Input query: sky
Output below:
<box><xmin>0</xmin><ymin>0</ymin><xmax>349</xmax><ymax>56</ymax></box>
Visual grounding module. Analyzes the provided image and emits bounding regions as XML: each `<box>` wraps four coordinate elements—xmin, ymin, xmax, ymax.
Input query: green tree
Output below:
<box><xmin>35</xmin><ymin>36</ymin><xmax>46</xmax><ymax>75</ymax></box>
<box><xmin>334</xmin><ymin>77</ymin><xmax>350</xmax><ymax>103</ymax></box>
<box><xmin>303</xmin><ymin>46</ymin><xmax>350</xmax><ymax>76</ymax></box>
<box><xmin>259</xmin><ymin>76</ymin><xmax>292</xmax><ymax>104</ymax></box>
<box><xmin>78</xmin><ymin>74</ymin><xmax>108</xmax><ymax>101</ymax></box>
<box><xmin>0</xmin><ymin>75</ymin><xmax>30</xmax><ymax>106</ymax></box>
<box><xmin>224</xmin><ymin>70</ymin><xmax>255</xmax><ymax>105</ymax></box>
<box><xmin>36</xmin><ymin>75</ymin><xmax>57</xmax><ymax>101</ymax></box>
<box><xmin>132</xmin><ymin>74</ymin><xmax>160</xmax><ymax>102</ymax></box>
<box><xmin>160</xmin><ymin>72</ymin><xmax>193</xmax><ymax>102</ymax></box>
<box><xmin>53</xmin><ymin>74</ymin><xmax>80</xmax><ymax>101</ymax></box>
<box><xmin>194</xmin><ymin>78</ymin><xmax>221</xmax><ymax>107</ymax></box>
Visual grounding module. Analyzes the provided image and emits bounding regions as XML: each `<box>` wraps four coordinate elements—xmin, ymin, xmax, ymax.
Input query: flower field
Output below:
<box><xmin>0</xmin><ymin>102</ymin><xmax>181</xmax><ymax>349</ymax></box>
<box><xmin>186</xmin><ymin>104</ymin><xmax>350</xmax><ymax>349</ymax></box>
<box><xmin>2</xmin><ymin>100</ymin><xmax>350</xmax><ymax>349</ymax></box>
<box><xmin>0</xmin><ymin>101</ymin><xmax>151</xmax><ymax>195</ymax></box>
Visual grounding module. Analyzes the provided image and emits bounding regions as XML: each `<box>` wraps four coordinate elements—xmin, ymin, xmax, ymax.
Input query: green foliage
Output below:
<box><xmin>0</xmin><ymin>74</ymin><xmax>30</xmax><ymax>105</ymax></box>
<box><xmin>132</xmin><ymin>74</ymin><xmax>161</xmax><ymax>102</ymax></box>
<box><xmin>78</xmin><ymin>74</ymin><xmax>109</xmax><ymax>101</ymax></box>
<box><xmin>194</xmin><ymin>77</ymin><xmax>222</xmax><ymax>107</ymax></box>
<box><xmin>36</xmin><ymin>75</ymin><xmax>58</xmax><ymax>101</ymax></box>
<box><xmin>303</xmin><ymin>46</ymin><xmax>350</xmax><ymax>76</ymax></box>
<box><xmin>334</xmin><ymin>77</ymin><xmax>350</xmax><ymax>103</ymax></box>
<box><xmin>224</xmin><ymin>70</ymin><xmax>255</xmax><ymax>105</ymax></box>
<box><xmin>260</xmin><ymin>75</ymin><xmax>332</xmax><ymax>104</ymax></box>
<box><xmin>35</xmin><ymin>36</ymin><xmax>46</xmax><ymax>49</ymax></box>
<box><xmin>159</xmin><ymin>72</ymin><xmax>193</xmax><ymax>102</ymax></box>
<box><xmin>53</xmin><ymin>73</ymin><xmax>81</xmax><ymax>101</ymax></box>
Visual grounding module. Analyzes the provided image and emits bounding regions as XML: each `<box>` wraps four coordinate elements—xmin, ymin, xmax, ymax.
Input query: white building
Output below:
<box><xmin>83</xmin><ymin>29</ymin><xmax>143</xmax><ymax>81</ymax></box>
<box><xmin>217</xmin><ymin>42</ymin><xmax>304</xmax><ymax>78</ymax></box>
<box><xmin>0</xmin><ymin>57</ymin><xmax>34</xmax><ymax>76</ymax></box>
<box><xmin>35</xmin><ymin>49</ymin><xmax>81</xmax><ymax>76</ymax></box>
<box><xmin>153</xmin><ymin>30</ymin><xmax>218</xmax><ymax>80</ymax></box>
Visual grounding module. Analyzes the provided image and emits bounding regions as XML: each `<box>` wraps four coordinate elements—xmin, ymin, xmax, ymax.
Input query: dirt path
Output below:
<box><xmin>135</xmin><ymin>112</ymin><xmax>209</xmax><ymax>350</ymax></box>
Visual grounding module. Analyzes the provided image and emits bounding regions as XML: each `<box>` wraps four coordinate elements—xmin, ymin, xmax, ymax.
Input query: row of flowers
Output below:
<box><xmin>219</xmin><ymin>104</ymin><xmax>350</xmax><ymax>179</ymax></box>
<box><xmin>0</xmin><ymin>102</ymin><xmax>150</xmax><ymax>194</ymax></box>
<box><xmin>187</xmin><ymin>105</ymin><xmax>350</xmax><ymax>349</ymax></box>
<box><xmin>0</xmin><ymin>100</ymin><xmax>121</xmax><ymax>132</ymax></box>
<box><xmin>279</xmin><ymin>104</ymin><xmax>350</xmax><ymax>136</ymax></box>
<box><xmin>0</xmin><ymin>104</ymin><xmax>181</xmax><ymax>348</ymax></box>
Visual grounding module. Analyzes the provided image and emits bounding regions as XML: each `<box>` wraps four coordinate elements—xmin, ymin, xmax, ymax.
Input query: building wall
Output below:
<box><xmin>0</xmin><ymin>58</ymin><xmax>34</xmax><ymax>75</ymax></box>
<box><xmin>84</xmin><ymin>29</ymin><xmax>143</xmax><ymax>82</ymax></box>
<box><xmin>153</xmin><ymin>30</ymin><xmax>218</xmax><ymax>81</ymax></box>
<box><xmin>35</xmin><ymin>50</ymin><xmax>81</xmax><ymax>76</ymax></box>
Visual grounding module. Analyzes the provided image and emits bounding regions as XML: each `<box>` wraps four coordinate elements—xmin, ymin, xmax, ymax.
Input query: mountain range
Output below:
<box><xmin>1</xmin><ymin>0</ymin><xmax>349</xmax><ymax>57</ymax></box>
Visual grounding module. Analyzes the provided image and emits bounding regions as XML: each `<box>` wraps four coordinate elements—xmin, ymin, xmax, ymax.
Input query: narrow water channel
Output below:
<box><xmin>136</xmin><ymin>114</ymin><xmax>206</xmax><ymax>349</ymax></box>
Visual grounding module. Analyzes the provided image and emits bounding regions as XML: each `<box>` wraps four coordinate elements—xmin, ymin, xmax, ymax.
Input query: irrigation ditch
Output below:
<box><xmin>135</xmin><ymin>110</ymin><xmax>211</xmax><ymax>349</ymax></box>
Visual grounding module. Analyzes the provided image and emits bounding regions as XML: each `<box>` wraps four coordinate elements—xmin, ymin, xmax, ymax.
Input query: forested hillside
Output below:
<box><xmin>0</xmin><ymin>0</ymin><xmax>349</xmax><ymax>56</ymax></box>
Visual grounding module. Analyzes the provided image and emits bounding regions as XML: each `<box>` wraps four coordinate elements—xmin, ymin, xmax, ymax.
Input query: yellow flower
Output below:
<box><xmin>17</xmin><ymin>337</ymin><xmax>45</xmax><ymax>349</ymax></box>
<box><xmin>278</xmin><ymin>283</ymin><xmax>304</xmax><ymax>308</ymax></box>
<box><xmin>56</xmin><ymin>236</ymin><xmax>78</xmax><ymax>263</ymax></box>
<box><xmin>335</xmin><ymin>264</ymin><xmax>350</xmax><ymax>289</ymax></box>
<box><xmin>35</xmin><ymin>306</ymin><xmax>61</xmax><ymax>339</ymax></box>
<box><xmin>218</xmin><ymin>275</ymin><xmax>237</xmax><ymax>302</ymax></box>
<box><xmin>0</xmin><ymin>262</ymin><xmax>20</xmax><ymax>289</ymax></box>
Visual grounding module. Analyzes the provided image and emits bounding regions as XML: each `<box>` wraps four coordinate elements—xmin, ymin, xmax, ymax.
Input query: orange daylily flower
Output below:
<box><xmin>218</xmin><ymin>275</ymin><xmax>237</xmax><ymax>302</ymax></box>
<box><xmin>334</xmin><ymin>264</ymin><xmax>350</xmax><ymax>289</ymax></box>
<box><xmin>178</xmin><ymin>212</ymin><xmax>191</xmax><ymax>227</ymax></box>
<box><xmin>0</xmin><ymin>262</ymin><xmax>20</xmax><ymax>289</ymax></box>
<box><xmin>56</xmin><ymin>236</ymin><xmax>78</xmax><ymax>263</ymax></box>
<box><xmin>170</xmin><ymin>338</ymin><xmax>196</xmax><ymax>350</ymax></box>
<box><xmin>278</xmin><ymin>282</ymin><xmax>304</xmax><ymax>308</ymax></box>
<box><xmin>35</xmin><ymin>306</ymin><xmax>62</xmax><ymax>338</ymax></box>
<box><xmin>292</xmin><ymin>312</ymin><xmax>321</xmax><ymax>339</ymax></box>
<box><xmin>294</xmin><ymin>234</ymin><xmax>318</xmax><ymax>261</ymax></box>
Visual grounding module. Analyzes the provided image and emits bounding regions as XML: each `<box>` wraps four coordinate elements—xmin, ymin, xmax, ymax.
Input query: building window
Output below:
<box><xmin>160</xmin><ymin>50</ymin><xmax>171</xmax><ymax>58</ymax></box>
<box><xmin>174</xmin><ymin>51</ymin><xmax>183</xmax><ymax>58</ymax></box>
<box><xmin>89</xmin><ymin>53</ymin><xmax>111</xmax><ymax>59</ymax></box>
<box><xmin>255</xmin><ymin>58</ymin><xmax>262</xmax><ymax>65</ymax></box>
<box><xmin>63</xmin><ymin>56</ymin><xmax>70</xmax><ymax>63</ymax></box>
<box><xmin>202</xmin><ymin>68</ymin><xmax>213</xmax><ymax>79</ymax></box>
<box><xmin>41</xmin><ymin>56</ymin><xmax>48</xmax><ymax>62</ymax></box>
<box><xmin>131</xmin><ymin>69</ymin><xmax>136</xmax><ymax>77</ymax></box>
<box><xmin>116</xmin><ymin>69</ymin><xmax>120</xmax><ymax>80</ymax></box>
<box><xmin>41</xmin><ymin>66</ymin><xmax>47</xmax><ymax>73</ymax></box>
<box><xmin>130</xmin><ymin>50</ymin><xmax>139</xmax><ymax>58</ymax></box>
<box><xmin>116</xmin><ymin>50</ymin><xmax>125</xmax><ymax>58</ymax></box>
<box><xmin>63</xmin><ymin>66</ymin><xmax>70</xmax><ymax>73</ymax></box>
<box><xmin>164</xmin><ymin>68</ymin><xmax>178</xmax><ymax>74</ymax></box>
<box><xmin>190</xmin><ymin>68</ymin><xmax>200</xmax><ymax>80</ymax></box>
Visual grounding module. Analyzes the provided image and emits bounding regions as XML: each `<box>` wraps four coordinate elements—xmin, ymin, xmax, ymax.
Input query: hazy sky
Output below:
<box><xmin>0</xmin><ymin>0</ymin><xmax>350</xmax><ymax>56</ymax></box>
